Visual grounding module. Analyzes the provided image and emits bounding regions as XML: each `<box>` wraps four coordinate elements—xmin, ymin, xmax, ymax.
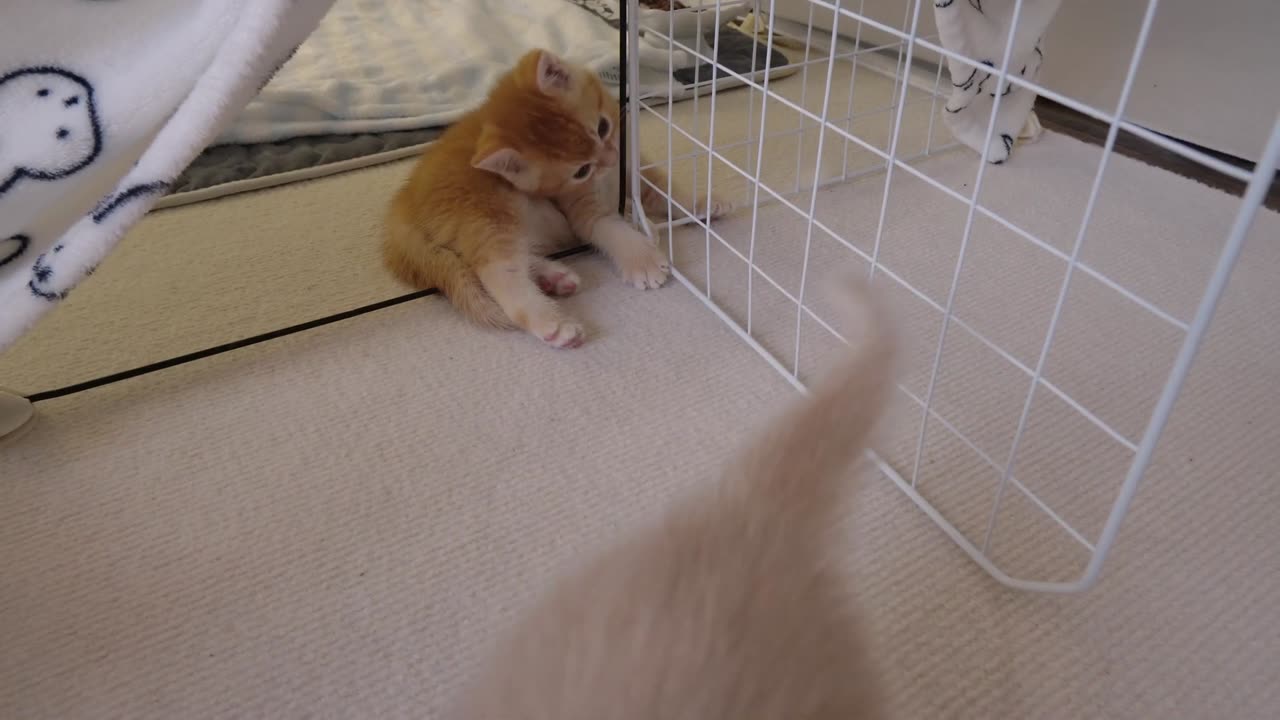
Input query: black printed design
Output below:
<box><xmin>936</xmin><ymin>0</ymin><xmax>1051</xmax><ymax>165</ymax></box>
<box><xmin>25</xmin><ymin>179</ymin><xmax>170</xmax><ymax>302</ymax></box>
<box><xmin>948</xmin><ymin>49</ymin><xmax>1039</xmax><ymax>113</ymax></box>
<box><xmin>986</xmin><ymin>134</ymin><xmax>1014</xmax><ymax>164</ymax></box>
<box><xmin>985</xmin><ymin>43</ymin><xmax>1040</xmax><ymax>99</ymax></box>
<box><xmin>974</xmin><ymin>60</ymin><xmax>995</xmax><ymax>96</ymax></box>
<box><xmin>27</xmin><ymin>240</ymin><xmax>97</xmax><ymax>302</ymax></box>
<box><xmin>91</xmin><ymin>181</ymin><xmax>170</xmax><ymax>223</ymax></box>
<box><xmin>0</xmin><ymin>66</ymin><xmax>102</xmax><ymax>198</ymax></box>
<box><xmin>0</xmin><ymin>234</ymin><xmax>30</xmax><ymax>268</ymax></box>
<box><xmin>952</xmin><ymin>67</ymin><xmax>978</xmax><ymax>90</ymax></box>
<box><xmin>28</xmin><ymin>244</ymin><xmax>65</xmax><ymax>301</ymax></box>
<box><xmin>935</xmin><ymin>0</ymin><xmax>983</xmax><ymax>12</ymax></box>
<box><xmin>991</xmin><ymin>81</ymin><xmax>1013</xmax><ymax>98</ymax></box>
<box><xmin>945</xmin><ymin>60</ymin><xmax>993</xmax><ymax>114</ymax></box>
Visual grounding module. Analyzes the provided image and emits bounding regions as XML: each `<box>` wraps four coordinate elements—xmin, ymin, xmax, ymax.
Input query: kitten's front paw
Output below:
<box><xmin>699</xmin><ymin>196</ymin><xmax>732</xmax><ymax>221</ymax></box>
<box><xmin>534</xmin><ymin>318</ymin><xmax>586</xmax><ymax>349</ymax></box>
<box><xmin>640</xmin><ymin>187</ymin><xmax>731</xmax><ymax>222</ymax></box>
<box><xmin>618</xmin><ymin>247</ymin><xmax>670</xmax><ymax>290</ymax></box>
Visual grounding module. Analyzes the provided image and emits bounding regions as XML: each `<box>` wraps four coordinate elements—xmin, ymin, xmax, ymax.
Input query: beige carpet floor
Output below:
<box><xmin>2</xmin><ymin>56</ymin><xmax>1279</xmax><ymax>719</ymax></box>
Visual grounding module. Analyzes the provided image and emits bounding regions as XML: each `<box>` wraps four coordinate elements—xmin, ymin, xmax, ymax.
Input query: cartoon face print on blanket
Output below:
<box><xmin>0</xmin><ymin>67</ymin><xmax>102</xmax><ymax>197</ymax></box>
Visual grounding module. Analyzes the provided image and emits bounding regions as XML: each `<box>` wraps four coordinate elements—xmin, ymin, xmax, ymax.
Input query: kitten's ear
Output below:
<box><xmin>472</xmin><ymin>145</ymin><xmax>528</xmax><ymax>184</ymax></box>
<box><xmin>535</xmin><ymin>50</ymin><xmax>573</xmax><ymax>94</ymax></box>
<box><xmin>474</xmin><ymin>124</ymin><xmax>535</xmax><ymax>188</ymax></box>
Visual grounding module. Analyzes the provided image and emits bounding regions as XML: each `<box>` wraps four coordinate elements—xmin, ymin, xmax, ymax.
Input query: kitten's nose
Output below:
<box><xmin>600</xmin><ymin>144</ymin><xmax>619</xmax><ymax>168</ymax></box>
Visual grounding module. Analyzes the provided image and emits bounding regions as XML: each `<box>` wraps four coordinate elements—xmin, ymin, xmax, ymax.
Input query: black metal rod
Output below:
<box><xmin>618</xmin><ymin>0</ymin><xmax>629</xmax><ymax>214</ymax></box>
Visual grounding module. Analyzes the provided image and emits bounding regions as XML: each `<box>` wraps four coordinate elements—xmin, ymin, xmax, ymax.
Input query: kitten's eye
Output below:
<box><xmin>597</xmin><ymin>117</ymin><xmax>610</xmax><ymax>138</ymax></box>
<box><xmin>573</xmin><ymin>163</ymin><xmax>593</xmax><ymax>180</ymax></box>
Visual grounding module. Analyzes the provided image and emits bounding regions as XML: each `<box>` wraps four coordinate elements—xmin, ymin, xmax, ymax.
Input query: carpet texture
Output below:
<box><xmin>2</xmin><ymin>54</ymin><xmax>1278</xmax><ymax>719</ymax></box>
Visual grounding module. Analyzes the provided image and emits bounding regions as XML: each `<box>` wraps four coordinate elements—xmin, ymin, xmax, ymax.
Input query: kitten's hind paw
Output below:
<box><xmin>538</xmin><ymin>319</ymin><xmax>586</xmax><ymax>349</ymax></box>
<box><xmin>534</xmin><ymin>260</ymin><xmax>581</xmax><ymax>297</ymax></box>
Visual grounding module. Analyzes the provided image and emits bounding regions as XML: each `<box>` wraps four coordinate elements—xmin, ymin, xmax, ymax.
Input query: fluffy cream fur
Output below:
<box><xmin>450</xmin><ymin>272</ymin><xmax>898</xmax><ymax>719</ymax></box>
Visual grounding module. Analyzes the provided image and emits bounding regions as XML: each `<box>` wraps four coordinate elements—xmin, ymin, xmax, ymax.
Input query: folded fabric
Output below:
<box><xmin>0</xmin><ymin>0</ymin><xmax>334</xmax><ymax>351</ymax></box>
<box><xmin>218</xmin><ymin>0</ymin><xmax>637</xmax><ymax>146</ymax></box>
<box><xmin>219</xmin><ymin>0</ymin><xmax>760</xmax><ymax>148</ymax></box>
<box><xmin>933</xmin><ymin>0</ymin><xmax>1062</xmax><ymax>163</ymax></box>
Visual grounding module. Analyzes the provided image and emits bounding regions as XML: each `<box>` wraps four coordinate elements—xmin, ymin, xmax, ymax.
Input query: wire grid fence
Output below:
<box><xmin>623</xmin><ymin>0</ymin><xmax>1280</xmax><ymax>592</ymax></box>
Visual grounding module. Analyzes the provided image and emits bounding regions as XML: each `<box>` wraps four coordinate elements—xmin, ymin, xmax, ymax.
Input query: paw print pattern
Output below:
<box><xmin>934</xmin><ymin>0</ymin><xmax>984</xmax><ymax>12</ymax></box>
<box><xmin>27</xmin><ymin>242</ymin><xmax>87</xmax><ymax>301</ymax></box>
<box><xmin>28</xmin><ymin>245</ymin><xmax>62</xmax><ymax>300</ymax></box>
<box><xmin>21</xmin><ymin>178</ymin><xmax>171</xmax><ymax>301</ymax></box>
<box><xmin>0</xmin><ymin>67</ymin><xmax>102</xmax><ymax>198</ymax></box>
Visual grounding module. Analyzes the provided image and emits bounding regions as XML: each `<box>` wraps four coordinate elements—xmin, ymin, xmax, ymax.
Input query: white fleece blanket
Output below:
<box><xmin>218</xmin><ymin>0</ymin><xmax>707</xmax><ymax>145</ymax></box>
<box><xmin>218</xmin><ymin>0</ymin><xmax>623</xmax><ymax>145</ymax></box>
<box><xmin>934</xmin><ymin>0</ymin><xmax>1062</xmax><ymax>163</ymax></box>
<box><xmin>0</xmin><ymin>0</ymin><xmax>334</xmax><ymax>351</ymax></box>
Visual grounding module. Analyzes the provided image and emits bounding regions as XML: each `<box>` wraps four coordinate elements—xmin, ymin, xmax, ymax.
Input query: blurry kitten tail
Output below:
<box><xmin>730</xmin><ymin>271</ymin><xmax>898</xmax><ymax>521</ymax></box>
<box><xmin>383</xmin><ymin>229</ymin><xmax>515</xmax><ymax>331</ymax></box>
<box><xmin>434</xmin><ymin>258</ymin><xmax>516</xmax><ymax>330</ymax></box>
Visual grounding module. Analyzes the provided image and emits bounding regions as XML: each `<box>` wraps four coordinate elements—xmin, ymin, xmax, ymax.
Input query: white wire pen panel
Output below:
<box><xmin>624</xmin><ymin>0</ymin><xmax>1280</xmax><ymax>592</ymax></box>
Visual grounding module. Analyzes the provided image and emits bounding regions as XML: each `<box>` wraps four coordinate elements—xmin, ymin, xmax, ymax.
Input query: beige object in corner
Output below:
<box><xmin>1020</xmin><ymin>110</ymin><xmax>1044</xmax><ymax>142</ymax></box>
<box><xmin>0</xmin><ymin>389</ymin><xmax>35</xmax><ymax>443</ymax></box>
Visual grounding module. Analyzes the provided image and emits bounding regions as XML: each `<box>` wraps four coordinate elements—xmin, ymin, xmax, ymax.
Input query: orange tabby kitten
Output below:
<box><xmin>384</xmin><ymin>49</ymin><xmax>717</xmax><ymax>349</ymax></box>
<box><xmin>450</xmin><ymin>273</ymin><xmax>896</xmax><ymax>720</ymax></box>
